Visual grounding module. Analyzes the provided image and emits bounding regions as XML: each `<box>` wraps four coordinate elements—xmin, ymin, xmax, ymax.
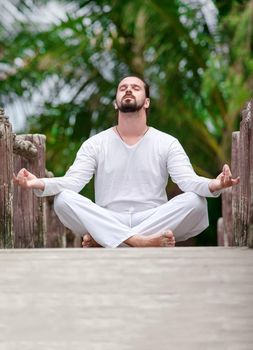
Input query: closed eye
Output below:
<box><xmin>119</xmin><ymin>85</ymin><xmax>127</xmax><ymax>91</ymax></box>
<box><xmin>118</xmin><ymin>84</ymin><xmax>142</xmax><ymax>91</ymax></box>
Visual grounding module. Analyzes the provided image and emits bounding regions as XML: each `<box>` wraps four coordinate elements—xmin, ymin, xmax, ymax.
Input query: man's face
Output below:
<box><xmin>115</xmin><ymin>77</ymin><xmax>148</xmax><ymax>113</ymax></box>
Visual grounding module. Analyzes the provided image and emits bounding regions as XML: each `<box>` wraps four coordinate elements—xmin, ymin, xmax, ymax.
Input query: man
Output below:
<box><xmin>14</xmin><ymin>76</ymin><xmax>239</xmax><ymax>248</ymax></box>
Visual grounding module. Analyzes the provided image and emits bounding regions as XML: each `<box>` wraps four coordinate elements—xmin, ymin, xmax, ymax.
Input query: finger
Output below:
<box><xmin>222</xmin><ymin>164</ymin><xmax>228</xmax><ymax>174</ymax></box>
<box><xmin>232</xmin><ymin>177</ymin><xmax>240</xmax><ymax>185</ymax></box>
<box><xmin>23</xmin><ymin>169</ymin><xmax>30</xmax><ymax>177</ymax></box>
<box><xmin>17</xmin><ymin>168</ymin><xmax>26</xmax><ymax>178</ymax></box>
<box><xmin>221</xmin><ymin>167</ymin><xmax>231</xmax><ymax>185</ymax></box>
<box><xmin>19</xmin><ymin>177</ymin><xmax>28</xmax><ymax>188</ymax></box>
<box><xmin>225</xmin><ymin>167</ymin><xmax>232</xmax><ymax>177</ymax></box>
<box><xmin>222</xmin><ymin>165</ymin><xmax>231</xmax><ymax>180</ymax></box>
<box><xmin>17</xmin><ymin>171</ymin><xmax>24</xmax><ymax>180</ymax></box>
<box><xmin>220</xmin><ymin>173</ymin><xmax>225</xmax><ymax>186</ymax></box>
<box><xmin>224</xmin><ymin>173</ymin><xmax>232</xmax><ymax>184</ymax></box>
<box><xmin>18</xmin><ymin>177</ymin><xmax>24</xmax><ymax>187</ymax></box>
<box><xmin>17</xmin><ymin>170</ymin><xmax>28</xmax><ymax>181</ymax></box>
<box><xmin>13</xmin><ymin>173</ymin><xmax>22</xmax><ymax>184</ymax></box>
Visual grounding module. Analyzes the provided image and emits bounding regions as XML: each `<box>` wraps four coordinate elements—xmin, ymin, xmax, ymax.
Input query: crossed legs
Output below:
<box><xmin>54</xmin><ymin>190</ymin><xmax>208</xmax><ymax>248</ymax></box>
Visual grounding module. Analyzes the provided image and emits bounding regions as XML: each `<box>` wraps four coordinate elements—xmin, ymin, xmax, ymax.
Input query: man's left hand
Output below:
<box><xmin>209</xmin><ymin>164</ymin><xmax>240</xmax><ymax>193</ymax></box>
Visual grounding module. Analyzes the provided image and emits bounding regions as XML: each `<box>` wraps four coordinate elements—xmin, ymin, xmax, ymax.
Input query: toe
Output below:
<box><xmin>82</xmin><ymin>234</ymin><xmax>93</xmax><ymax>248</ymax></box>
<box><xmin>161</xmin><ymin>238</ymin><xmax>170</xmax><ymax>247</ymax></box>
<box><xmin>169</xmin><ymin>231</ymin><xmax>174</xmax><ymax>238</ymax></box>
<box><xmin>162</xmin><ymin>231</ymin><xmax>175</xmax><ymax>247</ymax></box>
<box><xmin>83</xmin><ymin>234</ymin><xmax>91</xmax><ymax>242</ymax></box>
<box><xmin>164</xmin><ymin>231</ymin><xmax>174</xmax><ymax>240</ymax></box>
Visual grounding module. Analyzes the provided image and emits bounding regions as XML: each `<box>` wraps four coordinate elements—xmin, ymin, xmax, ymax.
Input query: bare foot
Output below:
<box><xmin>125</xmin><ymin>230</ymin><xmax>176</xmax><ymax>247</ymax></box>
<box><xmin>82</xmin><ymin>233</ymin><xmax>102</xmax><ymax>248</ymax></box>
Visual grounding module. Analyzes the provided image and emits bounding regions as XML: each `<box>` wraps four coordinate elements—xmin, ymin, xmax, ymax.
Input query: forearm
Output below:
<box><xmin>30</xmin><ymin>178</ymin><xmax>45</xmax><ymax>190</ymax></box>
<box><xmin>33</xmin><ymin>175</ymin><xmax>88</xmax><ymax>197</ymax></box>
<box><xmin>173</xmin><ymin>175</ymin><xmax>221</xmax><ymax>198</ymax></box>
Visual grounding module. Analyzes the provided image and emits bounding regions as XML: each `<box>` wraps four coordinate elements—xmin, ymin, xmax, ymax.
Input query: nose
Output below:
<box><xmin>126</xmin><ymin>86</ymin><xmax>133</xmax><ymax>95</ymax></box>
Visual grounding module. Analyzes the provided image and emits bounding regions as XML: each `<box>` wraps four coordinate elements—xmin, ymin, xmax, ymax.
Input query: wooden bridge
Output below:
<box><xmin>0</xmin><ymin>101</ymin><xmax>253</xmax><ymax>349</ymax></box>
<box><xmin>0</xmin><ymin>247</ymin><xmax>253</xmax><ymax>349</ymax></box>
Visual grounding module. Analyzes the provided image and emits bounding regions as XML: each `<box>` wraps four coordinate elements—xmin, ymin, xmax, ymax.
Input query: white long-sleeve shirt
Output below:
<box><xmin>36</xmin><ymin>127</ymin><xmax>220</xmax><ymax>212</ymax></box>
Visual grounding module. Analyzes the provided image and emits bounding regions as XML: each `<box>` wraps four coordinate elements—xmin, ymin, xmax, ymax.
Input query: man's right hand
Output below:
<box><xmin>13</xmin><ymin>168</ymin><xmax>45</xmax><ymax>190</ymax></box>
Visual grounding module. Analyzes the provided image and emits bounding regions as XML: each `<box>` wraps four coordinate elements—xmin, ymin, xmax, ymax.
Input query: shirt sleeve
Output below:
<box><xmin>167</xmin><ymin>139</ymin><xmax>221</xmax><ymax>198</ymax></box>
<box><xmin>34</xmin><ymin>139</ymin><xmax>97</xmax><ymax>197</ymax></box>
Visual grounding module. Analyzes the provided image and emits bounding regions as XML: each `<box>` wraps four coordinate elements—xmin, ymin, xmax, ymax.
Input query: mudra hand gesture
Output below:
<box><xmin>13</xmin><ymin>168</ymin><xmax>45</xmax><ymax>190</ymax></box>
<box><xmin>209</xmin><ymin>164</ymin><xmax>240</xmax><ymax>193</ymax></box>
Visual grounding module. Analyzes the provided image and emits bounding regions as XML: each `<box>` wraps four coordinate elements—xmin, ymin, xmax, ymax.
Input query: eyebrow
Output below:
<box><xmin>119</xmin><ymin>83</ymin><xmax>142</xmax><ymax>89</ymax></box>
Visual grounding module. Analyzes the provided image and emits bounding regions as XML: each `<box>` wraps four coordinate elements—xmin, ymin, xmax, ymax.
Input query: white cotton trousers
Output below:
<box><xmin>53</xmin><ymin>190</ymin><xmax>209</xmax><ymax>248</ymax></box>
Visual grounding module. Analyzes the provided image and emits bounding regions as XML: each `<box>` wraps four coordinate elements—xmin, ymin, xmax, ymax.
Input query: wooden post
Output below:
<box><xmin>0</xmin><ymin>108</ymin><xmax>14</xmax><ymax>248</ymax></box>
<box><xmin>45</xmin><ymin>197</ymin><xmax>81</xmax><ymax>248</ymax></box>
<box><xmin>221</xmin><ymin>188</ymin><xmax>232</xmax><ymax>246</ymax></box>
<box><xmin>237</xmin><ymin>101</ymin><xmax>252</xmax><ymax>246</ymax></box>
<box><xmin>13</xmin><ymin>134</ymin><xmax>46</xmax><ymax>248</ymax></box>
<box><xmin>43</xmin><ymin>170</ymin><xmax>66</xmax><ymax>248</ymax></box>
<box><xmin>217</xmin><ymin>217</ymin><xmax>225</xmax><ymax>246</ymax></box>
<box><xmin>247</xmin><ymin>100</ymin><xmax>253</xmax><ymax>248</ymax></box>
<box><xmin>231</xmin><ymin>131</ymin><xmax>241</xmax><ymax>245</ymax></box>
<box><xmin>44</xmin><ymin>195</ymin><xmax>66</xmax><ymax>247</ymax></box>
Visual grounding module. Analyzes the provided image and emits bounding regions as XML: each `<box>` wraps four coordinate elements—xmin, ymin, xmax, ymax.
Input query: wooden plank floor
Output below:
<box><xmin>0</xmin><ymin>247</ymin><xmax>253</xmax><ymax>350</ymax></box>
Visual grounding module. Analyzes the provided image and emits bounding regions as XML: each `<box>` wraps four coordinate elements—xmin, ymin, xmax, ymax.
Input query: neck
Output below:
<box><xmin>117</xmin><ymin>110</ymin><xmax>147</xmax><ymax>136</ymax></box>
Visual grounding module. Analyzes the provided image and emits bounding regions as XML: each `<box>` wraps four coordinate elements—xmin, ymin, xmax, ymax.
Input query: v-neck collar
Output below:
<box><xmin>111</xmin><ymin>127</ymin><xmax>151</xmax><ymax>148</ymax></box>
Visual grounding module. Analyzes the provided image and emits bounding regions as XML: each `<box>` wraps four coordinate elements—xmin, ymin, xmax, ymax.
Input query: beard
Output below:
<box><xmin>116</xmin><ymin>95</ymin><xmax>145</xmax><ymax>113</ymax></box>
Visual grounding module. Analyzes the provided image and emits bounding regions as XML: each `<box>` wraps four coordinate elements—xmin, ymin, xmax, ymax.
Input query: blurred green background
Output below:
<box><xmin>0</xmin><ymin>0</ymin><xmax>252</xmax><ymax>245</ymax></box>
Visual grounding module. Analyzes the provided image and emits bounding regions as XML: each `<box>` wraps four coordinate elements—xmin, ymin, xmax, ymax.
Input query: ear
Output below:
<box><xmin>144</xmin><ymin>98</ymin><xmax>150</xmax><ymax>108</ymax></box>
<box><xmin>114</xmin><ymin>100</ymin><xmax>118</xmax><ymax>109</ymax></box>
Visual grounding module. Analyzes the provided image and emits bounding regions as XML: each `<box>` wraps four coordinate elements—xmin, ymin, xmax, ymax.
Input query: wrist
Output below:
<box><xmin>209</xmin><ymin>180</ymin><xmax>220</xmax><ymax>193</ymax></box>
<box><xmin>29</xmin><ymin>179</ymin><xmax>45</xmax><ymax>191</ymax></box>
<box><xmin>36</xmin><ymin>179</ymin><xmax>45</xmax><ymax>191</ymax></box>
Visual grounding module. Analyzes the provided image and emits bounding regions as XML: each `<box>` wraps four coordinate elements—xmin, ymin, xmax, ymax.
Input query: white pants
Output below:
<box><xmin>53</xmin><ymin>190</ymin><xmax>209</xmax><ymax>248</ymax></box>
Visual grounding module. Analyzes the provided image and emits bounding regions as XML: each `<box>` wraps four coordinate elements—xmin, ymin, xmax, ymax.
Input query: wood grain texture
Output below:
<box><xmin>248</xmin><ymin>101</ymin><xmax>253</xmax><ymax>247</ymax></box>
<box><xmin>45</xmin><ymin>195</ymin><xmax>66</xmax><ymax>248</ymax></box>
<box><xmin>232</xmin><ymin>131</ymin><xmax>241</xmax><ymax>245</ymax></box>
<box><xmin>13</xmin><ymin>134</ymin><xmax>46</xmax><ymax>248</ymax></box>
<box><xmin>221</xmin><ymin>99</ymin><xmax>253</xmax><ymax>248</ymax></box>
<box><xmin>0</xmin><ymin>109</ymin><xmax>14</xmax><ymax>248</ymax></box>
<box><xmin>237</xmin><ymin>101</ymin><xmax>252</xmax><ymax>246</ymax></box>
<box><xmin>217</xmin><ymin>217</ymin><xmax>224</xmax><ymax>246</ymax></box>
<box><xmin>13</xmin><ymin>135</ymin><xmax>38</xmax><ymax>159</ymax></box>
<box><xmin>0</xmin><ymin>247</ymin><xmax>252</xmax><ymax>350</ymax></box>
<box><xmin>221</xmin><ymin>188</ymin><xmax>232</xmax><ymax>246</ymax></box>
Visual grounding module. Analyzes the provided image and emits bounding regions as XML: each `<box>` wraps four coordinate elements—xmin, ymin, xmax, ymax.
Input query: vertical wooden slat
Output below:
<box><xmin>231</xmin><ymin>131</ymin><xmax>240</xmax><ymax>245</ymax></box>
<box><xmin>248</xmin><ymin>100</ymin><xmax>253</xmax><ymax>248</ymax></box>
<box><xmin>45</xmin><ymin>195</ymin><xmax>66</xmax><ymax>248</ymax></box>
<box><xmin>13</xmin><ymin>134</ymin><xmax>46</xmax><ymax>248</ymax></box>
<box><xmin>0</xmin><ymin>108</ymin><xmax>14</xmax><ymax>248</ymax></box>
<box><xmin>221</xmin><ymin>188</ymin><xmax>232</xmax><ymax>246</ymax></box>
<box><xmin>237</xmin><ymin>102</ymin><xmax>251</xmax><ymax>246</ymax></box>
<box><xmin>217</xmin><ymin>217</ymin><xmax>225</xmax><ymax>246</ymax></box>
<box><xmin>43</xmin><ymin>170</ymin><xmax>66</xmax><ymax>248</ymax></box>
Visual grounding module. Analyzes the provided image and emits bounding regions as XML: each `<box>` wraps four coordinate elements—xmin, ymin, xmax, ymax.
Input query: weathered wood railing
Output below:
<box><xmin>218</xmin><ymin>99</ymin><xmax>253</xmax><ymax>248</ymax></box>
<box><xmin>1</xmin><ymin>101</ymin><xmax>252</xmax><ymax>248</ymax></box>
<box><xmin>0</xmin><ymin>107</ymin><xmax>79</xmax><ymax>248</ymax></box>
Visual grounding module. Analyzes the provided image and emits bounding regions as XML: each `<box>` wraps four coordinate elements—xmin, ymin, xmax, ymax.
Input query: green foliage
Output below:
<box><xmin>0</xmin><ymin>0</ymin><xmax>252</xmax><ymax>244</ymax></box>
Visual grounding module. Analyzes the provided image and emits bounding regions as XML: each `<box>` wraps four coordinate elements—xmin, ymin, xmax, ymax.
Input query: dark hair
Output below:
<box><xmin>137</xmin><ymin>76</ymin><xmax>150</xmax><ymax>99</ymax></box>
